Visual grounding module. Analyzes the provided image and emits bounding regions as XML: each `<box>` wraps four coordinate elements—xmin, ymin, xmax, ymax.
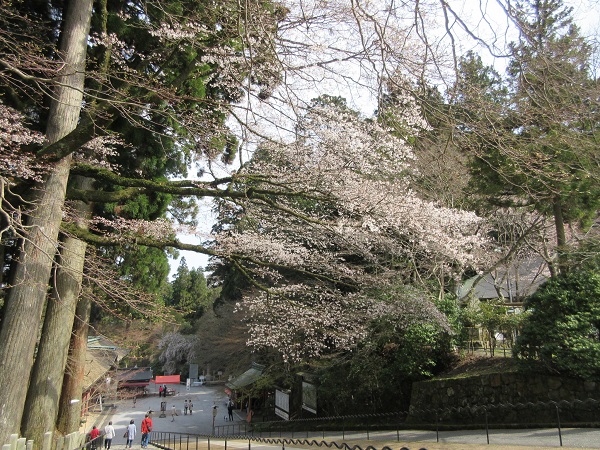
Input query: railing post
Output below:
<box><xmin>42</xmin><ymin>432</ymin><xmax>53</xmax><ymax>450</ymax></box>
<box><xmin>484</xmin><ymin>407</ymin><xmax>489</xmax><ymax>445</ymax></box>
<box><xmin>9</xmin><ymin>434</ymin><xmax>18</xmax><ymax>450</ymax></box>
<box><xmin>555</xmin><ymin>404</ymin><xmax>563</xmax><ymax>447</ymax></box>
<box><xmin>8</xmin><ymin>434</ymin><xmax>19</xmax><ymax>450</ymax></box>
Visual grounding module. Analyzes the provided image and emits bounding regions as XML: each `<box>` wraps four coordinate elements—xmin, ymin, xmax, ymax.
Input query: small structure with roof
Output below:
<box><xmin>82</xmin><ymin>335</ymin><xmax>127</xmax><ymax>415</ymax></box>
<box><xmin>458</xmin><ymin>256</ymin><xmax>549</xmax><ymax>305</ymax></box>
<box><xmin>116</xmin><ymin>367</ymin><xmax>154</xmax><ymax>394</ymax></box>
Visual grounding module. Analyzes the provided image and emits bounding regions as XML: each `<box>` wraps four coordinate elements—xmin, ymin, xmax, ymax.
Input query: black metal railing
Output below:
<box><xmin>171</xmin><ymin>397</ymin><xmax>600</xmax><ymax>449</ymax></box>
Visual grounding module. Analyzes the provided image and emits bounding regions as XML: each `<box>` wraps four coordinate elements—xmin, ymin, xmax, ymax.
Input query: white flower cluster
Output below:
<box><xmin>216</xmin><ymin>227</ymin><xmax>362</xmax><ymax>279</ymax></box>
<box><xmin>366</xmin><ymin>285</ymin><xmax>451</xmax><ymax>333</ymax></box>
<box><xmin>239</xmin><ymin>288</ymin><xmax>370</xmax><ymax>362</ymax></box>
<box><xmin>89</xmin><ymin>217</ymin><xmax>176</xmax><ymax>241</ymax></box>
<box><xmin>148</xmin><ymin>22</ymin><xmax>209</xmax><ymax>41</ymax></box>
<box><xmin>75</xmin><ymin>135</ymin><xmax>123</xmax><ymax>170</ymax></box>
<box><xmin>0</xmin><ymin>103</ymin><xmax>45</xmax><ymax>181</ymax></box>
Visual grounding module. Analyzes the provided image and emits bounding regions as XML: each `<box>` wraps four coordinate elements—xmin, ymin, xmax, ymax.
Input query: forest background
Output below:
<box><xmin>0</xmin><ymin>0</ymin><xmax>599</xmax><ymax>447</ymax></box>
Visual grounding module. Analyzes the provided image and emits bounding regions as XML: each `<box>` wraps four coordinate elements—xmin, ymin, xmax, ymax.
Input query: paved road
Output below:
<box><xmin>89</xmin><ymin>384</ymin><xmax>600</xmax><ymax>450</ymax></box>
<box><xmin>91</xmin><ymin>383</ymin><xmax>234</xmax><ymax>444</ymax></box>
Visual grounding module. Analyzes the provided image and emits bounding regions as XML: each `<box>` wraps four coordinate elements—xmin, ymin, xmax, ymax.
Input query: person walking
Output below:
<box><xmin>188</xmin><ymin>400</ymin><xmax>193</xmax><ymax>415</ymax></box>
<box><xmin>171</xmin><ymin>404</ymin><xmax>177</xmax><ymax>421</ymax></box>
<box><xmin>184</xmin><ymin>399</ymin><xmax>188</xmax><ymax>415</ymax></box>
<box><xmin>125</xmin><ymin>420</ymin><xmax>136</xmax><ymax>449</ymax></box>
<box><xmin>212</xmin><ymin>404</ymin><xmax>217</xmax><ymax>431</ymax></box>
<box><xmin>158</xmin><ymin>385</ymin><xmax>163</xmax><ymax>397</ymax></box>
<box><xmin>103</xmin><ymin>421</ymin><xmax>115</xmax><ymax>450</ymax></box>
<box><xmin>141</xmin><ymin>413</ymin><xmax>153</xmax><ymax>448</ymax></box>
<box><xmin>227</xmin><ymin>400</ymin><xmax>234</xmax><ymax>421</ymax></box>
<box><xmin>89</xmin><ymin>426</ymin><xmax>100</xmax><ymax>450</ymax></box>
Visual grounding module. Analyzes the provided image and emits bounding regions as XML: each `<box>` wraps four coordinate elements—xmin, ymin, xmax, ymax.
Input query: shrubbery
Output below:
<box><xmin>315</xmin><ymin>288</ymin><xmax>458</xmax><ymax>415</ymax></box>
<box><xmin>515</xmin><ymin>270</ymin><xmax>600</xmax><ymax>380</ymax></box>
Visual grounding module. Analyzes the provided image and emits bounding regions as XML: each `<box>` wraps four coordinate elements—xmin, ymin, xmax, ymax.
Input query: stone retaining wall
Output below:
<box><xmin>407</xmin><ymin>372</ymin><xmax>600</xmax><ymax>425</ymax></box>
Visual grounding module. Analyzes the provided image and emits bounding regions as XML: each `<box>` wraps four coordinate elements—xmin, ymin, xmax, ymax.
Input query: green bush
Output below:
<box><xmin>316</xmin><ymin>289</ymin><xmax>457</xmax><ymax>415</ymax></box>
<box><xmin>515</xmin><ymin>270</ymin><xmax>600</xmax><ymax>379</ymax></box>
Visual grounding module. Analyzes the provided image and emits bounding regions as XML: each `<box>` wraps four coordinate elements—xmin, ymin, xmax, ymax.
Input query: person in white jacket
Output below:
<box><xmin>125</xmin><ymin>420</ymin><xmax>136</xmax><ymax>449</ymax></box>
<box><xmin>103</xmin><ymin>421</ymin><xmax>115</xmax><ymax>450</ymax></box>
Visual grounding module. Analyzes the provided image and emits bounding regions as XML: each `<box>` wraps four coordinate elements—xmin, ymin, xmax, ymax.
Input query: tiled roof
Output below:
<box><xmin>83</xmin><ymin>336</ymin><xmax>122</xmax><ymax>390</ymax></box>
<box><xmin>225</xmin><ymin>362</ymin><xmax>265</xmax><ymax>390</ymax></box>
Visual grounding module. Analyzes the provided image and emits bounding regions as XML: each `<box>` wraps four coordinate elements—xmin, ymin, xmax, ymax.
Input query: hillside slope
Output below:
<box><xmin>95</xmin><ymin>299</ymin><xmax>255</xmax><ymax>379</ymax></box>
<box><xmin>190</xmin><ymin>300</ymin><xmax>256</xmax><ymax>378</ymax></box>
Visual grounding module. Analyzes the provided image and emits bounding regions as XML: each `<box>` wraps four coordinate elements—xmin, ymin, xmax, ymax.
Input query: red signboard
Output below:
<box><xmin>154</xmin><ymin>375</ymin><xmax>180</xmax><ymax>384</ymax></box>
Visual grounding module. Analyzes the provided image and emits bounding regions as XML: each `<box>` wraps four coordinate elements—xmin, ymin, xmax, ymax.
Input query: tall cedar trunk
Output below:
<box><xmin>22</xmin><ymin>176</ymin><xmax>93</xmax><ymax>446</ymax></box>
<box><xmin>0</xmin><ymin>0</ymin><xmax>93</xmax><ymax>443</ymax></box>
<box><xmin>52</xmin><ymin>0</ymin><xmax>111</xmax><ymax>435</ymax></box>
<box><xmin>51</xmin><ymin>0</ymin><xmax>112</xmax><ymax>436</ymax></box>
<box><xmin>56</xmin><ymin>295</ymin><xmax>92</xmax><ymax>434</ymax></box>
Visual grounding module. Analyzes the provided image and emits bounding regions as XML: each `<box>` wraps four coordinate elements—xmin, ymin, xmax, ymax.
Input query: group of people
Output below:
<box><xmin>168</xmin><ymin>399</ymin><xmax>195</xmax><ymax>421</ymax></box>
<box><xmin>157</xmin><ymin>384</ymin><xmax>170</xmax><ymax>397</ymax></box>
<box><xmin>88</xmin><ymin>413</ymin><xmax>153</xmax><ymax>450</ymax></box>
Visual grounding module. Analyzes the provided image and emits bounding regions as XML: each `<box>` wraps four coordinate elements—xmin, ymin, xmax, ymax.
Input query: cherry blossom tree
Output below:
<box><xmin>208</xmin><ymin>99</ymin><xmax>489</xmax><ymax>361</ymax></box>
<box><xmin>158</xmin><ymin>332</ymin><xmax>199</xmax><ymax>375</ymax></box>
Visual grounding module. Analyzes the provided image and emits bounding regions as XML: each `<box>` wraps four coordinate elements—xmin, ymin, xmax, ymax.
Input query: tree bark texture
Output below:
<box><xmin>22</xmin><ymin>175</ymin><xmax>93</xmax><ymax>447</ymax></box>
<box><xmin>56</xmin><ymin>295</ymin><xmax>92</xmax><ymax>435</ymax></box>
<box><xmin>0</xmin><ymin>0</ymin><xmax>93</xmax><ymax>443</ymax></box>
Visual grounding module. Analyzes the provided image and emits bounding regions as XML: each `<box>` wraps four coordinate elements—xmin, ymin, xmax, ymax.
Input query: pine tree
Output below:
<box><xmin>460</xmin><ymin>0</ymin><xmax>600</xmax><ymax>275</ymax></box>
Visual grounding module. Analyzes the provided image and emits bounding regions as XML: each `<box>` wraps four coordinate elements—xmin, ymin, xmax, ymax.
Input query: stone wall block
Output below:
<box><xmin>407</xmin><ymin>371</ymin><xmax>600</xmax><ymax>424</ymax></box>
